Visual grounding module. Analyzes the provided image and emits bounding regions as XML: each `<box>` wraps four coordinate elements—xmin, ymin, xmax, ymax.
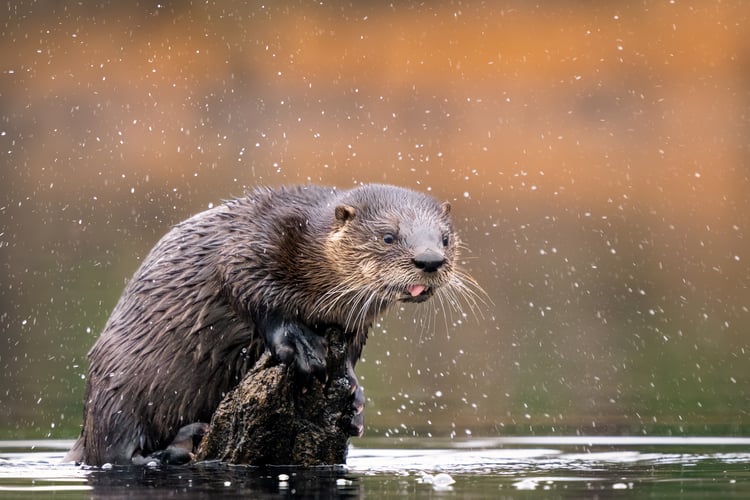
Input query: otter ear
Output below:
<box><xmin>441</xmin><ymin>201</ymin><xmax>451</xmax><ymax>216</ymax></box>
<box><xmin>335</xmin><ymin>205</ymin><xmax>356</xmax><ymax>224</ymax></box>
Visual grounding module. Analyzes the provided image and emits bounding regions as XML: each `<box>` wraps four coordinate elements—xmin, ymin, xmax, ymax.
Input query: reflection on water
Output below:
<box><xmin>1</xmin><ymin>437</ymin><xmax>749</xmax><ymax>498</ymax></box>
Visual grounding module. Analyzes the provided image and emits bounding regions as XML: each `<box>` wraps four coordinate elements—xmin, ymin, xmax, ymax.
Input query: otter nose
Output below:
<box><xmin>412</xmin><ymin>250</ymin><xmax>446</xmax><ymax>273</ymax></box>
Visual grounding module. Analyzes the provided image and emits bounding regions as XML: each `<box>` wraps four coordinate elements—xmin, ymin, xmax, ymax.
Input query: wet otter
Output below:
<box><xmin>65</xmin><ymin>184</ymin><xmax>480</xmax><ymax>466</ymax></box>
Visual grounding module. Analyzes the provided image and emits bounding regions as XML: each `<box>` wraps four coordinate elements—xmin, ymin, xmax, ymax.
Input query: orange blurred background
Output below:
<box><xmin>1</xmin><ymin>1</ymin><xmax>748</xmax><ymax>439</ymax></box>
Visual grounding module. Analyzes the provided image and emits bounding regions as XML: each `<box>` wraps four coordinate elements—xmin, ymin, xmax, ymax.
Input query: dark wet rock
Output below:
<box><xmin>195</xmin><ymin>326</ymin><xmax>353</xmax><ymax>466</ymax></box>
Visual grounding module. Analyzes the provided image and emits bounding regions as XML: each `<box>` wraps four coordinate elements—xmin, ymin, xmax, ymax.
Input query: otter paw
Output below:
<box><xmin>132</xmin><ymin>422</ymin><xmax>209</xmax><ymax>466</ymax></box>
<box><xmin>267</xmin><ymin>320</ymin><xmax>328</xmax><ymax>385</ymax></box>
<box><xmin>347</xmin><ymin>364</ymin><xmax>365</xmax><ymax>436</ymax></box>
<box><xmin>349</xmin><ymin>384</ymin><xmax>365</xmax><ymax>437</ymax></box>
<box><xmin>149</xmin><ymin>446</ymin><xmax>194</xmax><ymax>466</ymax></box>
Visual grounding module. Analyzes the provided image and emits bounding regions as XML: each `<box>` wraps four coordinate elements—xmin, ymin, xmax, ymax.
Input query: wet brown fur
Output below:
<box><xmin>66</xmin><ymin>184</ymin><xmax>474</xmax><ymax>465</ymax></box>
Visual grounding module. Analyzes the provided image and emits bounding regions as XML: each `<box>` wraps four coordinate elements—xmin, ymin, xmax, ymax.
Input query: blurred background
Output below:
<box><xmin>1</xmin><ymin>1</ymin><xmax>748</xmax><ymax>441</ymax></box>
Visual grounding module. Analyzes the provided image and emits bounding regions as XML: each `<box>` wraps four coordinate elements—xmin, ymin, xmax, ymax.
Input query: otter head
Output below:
<box><xmin>321</xmin><ymin>185</ymin><xmax>456</xmax><ymax>330</ymax></box>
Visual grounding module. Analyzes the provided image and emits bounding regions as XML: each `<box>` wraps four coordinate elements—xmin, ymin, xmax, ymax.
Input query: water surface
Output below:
<box><xmin>1</xmin><ymin>437</ymin><xmax>748</xmax><ymax>498</ymax></box>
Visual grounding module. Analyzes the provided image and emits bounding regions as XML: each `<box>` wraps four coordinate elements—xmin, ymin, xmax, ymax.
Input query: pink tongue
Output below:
<box><xmin>407</xmin><ymin>285</ymin><xmax>426</xmax><ymax>297</ymax></box>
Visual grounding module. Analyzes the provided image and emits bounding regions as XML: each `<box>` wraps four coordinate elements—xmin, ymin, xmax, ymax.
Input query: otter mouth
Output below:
<box><xmin>401</xmin><ymin>284</ymin><xmax>433</xmax><ymax>303</ymax></box>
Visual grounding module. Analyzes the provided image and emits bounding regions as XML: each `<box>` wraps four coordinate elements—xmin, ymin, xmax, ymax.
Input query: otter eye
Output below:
<box><xmin>383</xmin><ymin>233</ymin><xmax>395</xmax><ymax>244</ymax></box>
<box><xmin>442</xmin><ymin>234</ymin><xmax>450</xmax><ymax>247</ymax></box>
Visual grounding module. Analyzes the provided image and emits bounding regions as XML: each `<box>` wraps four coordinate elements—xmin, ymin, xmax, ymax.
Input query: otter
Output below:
<box><xmin>65</xmin><ymin>184</ymin><xmax>479</xmax><ymax>466</ymax></box>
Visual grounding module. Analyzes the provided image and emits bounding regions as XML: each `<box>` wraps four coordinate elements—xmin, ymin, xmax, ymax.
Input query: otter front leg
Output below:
<box><xmin>259</xmin><ymin>312</ymin><xmax>328</xmax><ymax>385</ymax></box>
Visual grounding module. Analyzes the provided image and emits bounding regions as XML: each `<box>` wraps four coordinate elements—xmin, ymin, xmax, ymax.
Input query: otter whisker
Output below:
<box><xmin>313</xmin><ymin>275</ymin><xmax>371</xmax><ymax>318</ymax></box>
<box><xmin>451</xmin><ymin>270</ymin><xmax>491</xmax><ymax>319</ymax></box>
<box><xmin>433</xmin><ymin>287</ymin><xmax>452</xmax><ymax>333</ymax></box>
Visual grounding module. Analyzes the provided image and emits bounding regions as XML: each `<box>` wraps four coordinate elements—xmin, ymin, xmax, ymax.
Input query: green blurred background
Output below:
<box><xmin>1</xmin><ymin>1</ymin><xmax>748</xmax><ymax>440</ymax></box>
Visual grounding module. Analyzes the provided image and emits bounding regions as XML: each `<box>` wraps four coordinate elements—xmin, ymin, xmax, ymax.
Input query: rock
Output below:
<box><xmin>195</xmin><ymin>326</ymin><xmax>354</xmax><ymax>466</ymax></box>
